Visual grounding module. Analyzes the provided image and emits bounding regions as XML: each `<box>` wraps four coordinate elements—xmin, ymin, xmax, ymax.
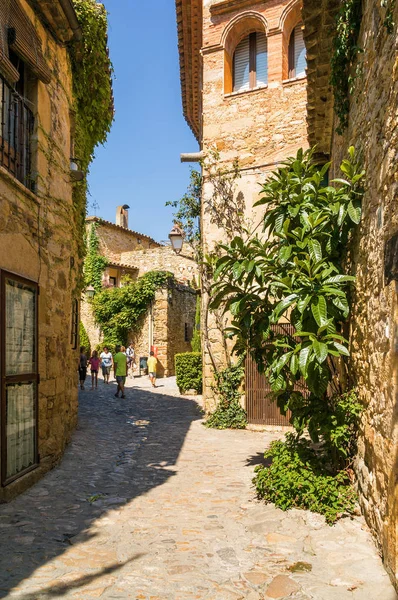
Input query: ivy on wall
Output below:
<box><xmin>91</xmin><ymin>271</ymin><xmax>173</xmax><ymax>347</ymax></box>
<box><xmin>84</xmin><ymin>223</ymin><xmax>108</xmax><ymax>291</ymax></box>
<box><xmin>69</xmin><ymin>0</ymin><xmax>114</xmax><ymax>262</ymax></box>
<box><xmin>330</xmin><ymin>0</ymin><xmax>362</xmax><ymax>134</ymax></box>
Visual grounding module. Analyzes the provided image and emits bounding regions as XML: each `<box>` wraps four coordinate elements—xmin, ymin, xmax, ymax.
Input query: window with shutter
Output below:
<box><xmin>233</xmin><ymin>32</ymin><xmax>268</xmax><ymax>93</ymax></box>
<box><xmin>288</xmin><ymin>23</ymin><xmax>306</xmax><ymax>79</ymax></box>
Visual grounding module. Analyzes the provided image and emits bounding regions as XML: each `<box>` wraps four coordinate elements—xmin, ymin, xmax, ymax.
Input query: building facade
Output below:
<box><xmin>0</xmin><ymin>1</ymin><xmax>83</xmax><ymax>501</ymax></box>
<box><xmin>82</xmin><ymin>209</ymin><xmax>198</xmax><ymax>376</ymax></box>
<box><xmin>303</xmin><ymin>0</ymin><xmax>398</xmax><ymax>589</ymax></box>
<box><xmin>176</xmin><ymin>0</ymin><xmax>309</xmax><ymax>404</ymax></box>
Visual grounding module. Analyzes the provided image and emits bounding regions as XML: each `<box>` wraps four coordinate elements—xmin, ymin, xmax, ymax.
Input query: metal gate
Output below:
<box><xmin>245</xmin><ymin>324</ymin><xmax>308</xmax><ymax>426</ymax></box>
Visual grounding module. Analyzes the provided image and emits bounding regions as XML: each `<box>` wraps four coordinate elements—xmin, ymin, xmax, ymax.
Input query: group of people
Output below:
<box><xmin>78</xmin><ymin>343</ymin><xmax>158</xmax><ymax>396</ymax></box>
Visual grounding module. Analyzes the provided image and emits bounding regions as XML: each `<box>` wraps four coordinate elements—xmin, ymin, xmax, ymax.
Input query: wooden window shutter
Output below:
<box><xmin>0</xmin><ymin>1</ymin><xmax>51</xmax><ymax>86</ymax></box>
<box><xmin>288</xmin><ymin>29</ymin><xmax>295</xmax><ymax>78</ymax></box>
<box><xmin>255</xmin><ymin>32</ymin><xmax>268</xmax><ymax>87</ymax></box>
<box><xmin>233</xmin><ymin>35</ymin><xmax>250</xmax><ymax>92</ymax></box>
<box><xmin>0</xmin><ymin>6</ymin><xmax>19</xmax><ymax>85</ymax></box>
<box><xmin>294</xmin><ymin>24</ymin><xmax>306</xmax><ymax>78</ymax></box>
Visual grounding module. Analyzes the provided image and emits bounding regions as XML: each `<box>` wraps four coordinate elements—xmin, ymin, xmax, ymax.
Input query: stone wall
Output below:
<box><xmin>329</xmin><ymin>4</ymin><xmax>398</xmax><ymax>588</ymax></box>
<box><xmin>200</xmin><ymin>0</ymin><xmax>309</xmax><ymax>407</ymax></box>
<box><xmin>86</xmin><ymin>218</ymin><xmax>159</xmax><ymax>265</ymax></box>
<box><xmin>0</xmin><ymin>1</ymin><xmax>80</xmax><ymax>500</ymax></box>
<box><xmin>121</xmin><ymin>245</ymin><xmax>199</xmax><ymax>286</ymax></box>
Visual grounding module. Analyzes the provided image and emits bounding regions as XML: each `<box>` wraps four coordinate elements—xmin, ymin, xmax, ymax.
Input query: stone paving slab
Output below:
<box><xmin>0</xmin><ymin>375</ymin><xmax>396</xmax><ymax>599</ymax></box>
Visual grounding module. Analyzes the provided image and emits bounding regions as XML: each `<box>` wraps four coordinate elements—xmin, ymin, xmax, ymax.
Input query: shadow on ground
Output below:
<box><xmin>0</xmin><ymin>381</ymin><xmax>202</xmax><ymax>598</ymax></box>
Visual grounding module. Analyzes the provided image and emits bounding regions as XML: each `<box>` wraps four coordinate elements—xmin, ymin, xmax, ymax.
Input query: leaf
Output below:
<box><xmin>313</xmin><ymin>340</ymin><xmax>328</xmax><ymax>364</ymax></box>
<box><xmin>311</xmin><ymin>296</ymin><xmax>328</xmax><ymax>327</ymax></box>
<box><xmin>290</xmin><ymin>353</ymin><xmax>299</xmax><ymax>375</ymax></box>
<box><xmin>299</xmin><ymin>346</ymin><xmax>311</xmax><ymax>377</ymax></box>
<box><xmin>308</xmin><ymin>239</ymin><xmax>322</xmax><ymax>262</ymax></box>
<box><xmin>333</xmin><ymin>342</ymin><xmax>350</xmax><ymax>356</ymax></box>
<box><xmin>232</xmin><ymin>261</ymin><xmax>244</xmax><ymax>279</ymax></box>
<box><xmin>347</xmin><ymin>201</ymin><xmax>361</xmax><ymax>224</ymax></box>
<box><xmin>323</xmin><ymin>275</ymin><xmax>355</xmax><ymax>285</ymax></box>
<box><xmin>273</xmin><ymin>294</ymin><xmax>298</xmax><ymax>318</ymax></box>
<box><xmin>297</xmin><ymin>295</ymin><xmax>311</xmax><ymax>314</ymax></box>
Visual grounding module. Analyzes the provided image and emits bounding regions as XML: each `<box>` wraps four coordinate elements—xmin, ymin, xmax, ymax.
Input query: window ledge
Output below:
<box><xmin>282</xmin><ymin>75</ymin><xmax>307</xmax><ymax>87</ymax></box>
<box><xmin>0</xmin><ymin>165</ymin><xmax>39</xmax><ymax>205</ymax></box>
<box><xmin>224</xmin><ymin>84</ymin><xmax>268</xmax><ymax>99</ymax></box>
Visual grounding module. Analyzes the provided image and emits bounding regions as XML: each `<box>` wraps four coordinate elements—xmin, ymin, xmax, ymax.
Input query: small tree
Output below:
<box><xmin>211</xmin><ymin>147</ymin><xmax>365</xmax><ymax>469</ymax></box>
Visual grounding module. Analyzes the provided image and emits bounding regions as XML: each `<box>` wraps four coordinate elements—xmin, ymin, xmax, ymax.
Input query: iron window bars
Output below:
<box><xmin>0</xmin><ymin>73</ymin><xmax>34</xmax><ymax>191</ymax></box>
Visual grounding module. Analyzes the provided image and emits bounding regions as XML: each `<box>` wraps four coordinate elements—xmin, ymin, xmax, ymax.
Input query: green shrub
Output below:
<box><xmin>204</xmin><ymin>364</ymin><xmax>247</xmax><ymax>429</ymax></box>
<box><xmin>175</xmin><ymin>352</ymin><xmax>202</xmax><ymax>393</ymax></box>
<box><xmin>79</xmin><ymin>322</ymin><xmax>91</xmax><ymax>357</ymax></box>
<box><xmin>253</xmin><ymin>434</ymin><xmax>357</xmax><ymax>525</ymax></box>
<box><xmin>95</xmin><ymin>341</ymin><xmax>116</xmax><ymax>356</ymax></box>
<box><xmin>191</xmin><ymin>295</ymin><xmax>202</xmax><ymax>353</ymax></box>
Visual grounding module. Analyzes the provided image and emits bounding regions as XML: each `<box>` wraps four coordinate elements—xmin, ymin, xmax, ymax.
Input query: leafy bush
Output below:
<box><xmin>79</xmin><ymin>322</ymin><xmax>91</xmax><ymax>357</ymax></box>
<box><xmin>191</xmin><ymin>295</ymin><xmax>202</xmax><ymax>353</ymax></box>
<box><xmin>253</xmin><ymin>434</ymin><xmax>357</xmax><ymax>524</ymax></box>
<box><xmin>92</xmin><ymin>271</ymin><xmax>172</xmax><ymax>346</ymax></box>
<box><xmin>204</xmin><ymin>364</ymin><xmax>247</xmax><ymax>429</ymax></box>
<box><xmin>175</xmin><ymin>352</ymin><xmax>202</xmax><ymax>394</ymax></box>
<box><xmin>95</xmin><ymin>341</ymin><xmax>116</xmax><ymax>356</ymax></box>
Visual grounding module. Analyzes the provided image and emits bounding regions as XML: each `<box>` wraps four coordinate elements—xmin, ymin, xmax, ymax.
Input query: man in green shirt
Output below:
<box><xmin>113</xmin><ymin>345</ymin><xmax>128</xmax><ymax>399</ymax></box>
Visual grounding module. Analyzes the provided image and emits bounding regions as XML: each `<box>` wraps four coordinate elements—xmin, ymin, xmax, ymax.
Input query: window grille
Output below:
<box><xmin>0</xmin><ymin>270</ymin><xmax>39</xmax><ymax>485</ymax></box>
<box><xmin>0</xmin><ymin>72</ymin><xmax>34</xmax><ymax>190</ymax></box>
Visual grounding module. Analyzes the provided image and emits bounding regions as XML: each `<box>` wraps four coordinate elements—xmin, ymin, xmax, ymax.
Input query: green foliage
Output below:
<box><xmin>69</xmin><ymin>0</ymin><xmax>114</xmax><ymax>261</ymax></box>
<box><xmin>84</xmin><ymin>224</ymin><xmax>108</xmax><ymax>291</ymax></box>
<box><xmin>381</xmin><ymin>0</ymin><xmax>396</xmax><ymax>32</ymax></box>
<box><xmin>212</xmin><ymin>147</ymin><xmax>364</xmax><ymax>405</ymax></box>
<box><xmin>92</xmin><ymin>271</ymin><xmax>172</xmax><ymax>347</ymax></box>
<box><xmin>191</xmin><ymin>295</ymin><xmax>202</xmax><ymax>353</ymax></box>
<box><xmin>70</xmin><ymin>0</ymin><xmax>114</xmax><ymax>171</ymax></box>
<box><xmin>253</xmin><ymin>434</ymin><xmax>357</xmax><ymax>524</ymax></box>
<box><xmin>330</xmin><ymin>0</ymin><xmax>362</xmax><ymax>133</ymax></box>
<box><xmin>79</xmin><ymin>321</ymin><xmax>91</xmax><ymax>357</ymax></box>
<box><xmin>204</xmin><ymin>364</ymin><xmax>247</xmax><ymax>429</ymax></box>
<box><xmin>175</xmin><ymin>352</ymin><xmax>203</xmax><ymax>394</ymax></box>
<box><xmin>166</xmin><ymin>169</ymin><xmax>202</xmax><ymax>249</ymax></box>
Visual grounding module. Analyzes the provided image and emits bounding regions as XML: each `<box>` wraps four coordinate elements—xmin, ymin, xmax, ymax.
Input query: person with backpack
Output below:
<box><xmin>126</xmin><ymin>343</ymin><xmax>136</xmax><ymax>378</ymax></box>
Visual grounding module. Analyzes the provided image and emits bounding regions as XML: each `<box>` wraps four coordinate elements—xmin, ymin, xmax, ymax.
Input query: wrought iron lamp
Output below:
<box><xmin>168</xmin><ymin>225</ymin><xmax>184</xmax><ymax>254</ymax></box>
<box><xmin>85</xmin><ymin>285</ymin><xmax>95</xmax><ymax>299</ymax></box>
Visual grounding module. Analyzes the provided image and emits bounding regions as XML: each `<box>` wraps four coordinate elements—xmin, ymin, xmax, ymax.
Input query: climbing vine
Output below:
<box><xmin>330</xmin><ymin>0</ymin><xmax>362</xmax><ymax>134</ymax></box>
<box><xmin>84</xmin><ymin>223</ymin><xmax>108</xmax><ymax>292</ymax></box>
<box><xmin>69</xmin><ymin>0</ymin><xmax>114</xmax><ymax>261</ymax></box>
<box><xmin>91</xmin><ymin>271</ymin><xmax>173</xmax><ymax>347</ymax></box>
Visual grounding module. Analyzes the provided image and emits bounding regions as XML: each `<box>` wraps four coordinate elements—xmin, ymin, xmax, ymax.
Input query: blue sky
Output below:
<box><xmin>87</xmin><ymin>0</ymin><xmax>198</xmax><ymax>242</ymax></box>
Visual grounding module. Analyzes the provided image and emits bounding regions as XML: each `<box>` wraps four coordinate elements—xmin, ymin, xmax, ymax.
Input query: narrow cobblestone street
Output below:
<box><xmin>0</xmin><ymin>376</ymin><xmax>396</xmax><ymax>600</ymax></box>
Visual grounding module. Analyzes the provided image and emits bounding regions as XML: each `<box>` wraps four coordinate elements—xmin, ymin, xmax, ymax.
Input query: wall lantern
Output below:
<box><xmin>70</xmin><ymin>158</ymin><xmax>84</xmax><ymax>182</ymax></box>
<box><xmin>169</xmin><ymin>225</ymin><xmax>184</xmax><ymax>254</ymax></box>
<box><xmin>85</xmin><ymin>285</ymin><xmax>95</xmax><ymax>299</ymax></box>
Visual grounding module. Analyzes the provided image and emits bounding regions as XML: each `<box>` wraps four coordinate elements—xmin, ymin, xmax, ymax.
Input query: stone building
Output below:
<box><xmin>176</xmin><ymin>0</ymin><xmax>308</xmax><ymax>403</ymax></box>
<box><xmin>0</xmin><ymin>1</ymin><xmax>83</xmax><ymax>501</ymax></box>
<box><xmin>82</xmin><ymin>208</ymin><xmax>198</xmax><ymax>376</ymax></box>
<box><xmin>302</xmin><ymin>0</ymin><xmax>398</xmax><ymax>589</ymax></box>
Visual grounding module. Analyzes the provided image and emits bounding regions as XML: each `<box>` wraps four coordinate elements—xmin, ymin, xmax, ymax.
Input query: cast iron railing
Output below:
<box><xmin>0</xmin><ymin>75</ymin><xmax>34</xmax><ymax>191</ymax></box>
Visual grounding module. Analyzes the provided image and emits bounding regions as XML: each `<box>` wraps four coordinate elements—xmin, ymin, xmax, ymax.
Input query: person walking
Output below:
<box><xmin>78</xmin><ymin>346</ymin><xmax>88</xmax><ymax>390</ymax></box>
<box><xmin>147</xmin><ymin>351</ymin><xmax>158</xmax><ymax>388</ymax></box>
<box><xmin>126</xmin><ymin>342</ymin><xmax>136</xmax><ymax>378</ymax></box>
<box><xmin>100</xmin><ymin>346</ymin><xmax>113</xmax><ymax>384</ymax></box>
<box><xmin>88</xmin><ymin>350</ymin><xmax>100</xmax><ymax>390</ymax></box>
<box><xmin>114</xmin><ymin>345</ymin><xmax>127</xmax><ymax>399</ymax></box>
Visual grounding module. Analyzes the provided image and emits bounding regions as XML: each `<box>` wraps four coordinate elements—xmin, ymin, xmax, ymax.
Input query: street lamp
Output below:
<box><xmin>85</xmin><ymin>285</ymin><xmax>95</xmax><ymax>299</ymax></box>
<box><xmin>168</xmin><ymin>225</ymin><xmax>184</xmax><ymax>254</ymax></box>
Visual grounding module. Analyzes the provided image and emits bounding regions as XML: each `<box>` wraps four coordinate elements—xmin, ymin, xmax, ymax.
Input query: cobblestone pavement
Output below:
<box><xmin>0</xmin><ymin>375</ymin><xmax>396</xmax><ymax>600</ymax></box>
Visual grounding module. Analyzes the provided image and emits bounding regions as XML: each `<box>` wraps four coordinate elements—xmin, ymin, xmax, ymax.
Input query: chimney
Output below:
<box><xmin>116</xmin><ymin>204</ymin><xmax>129</xmax><ymax>229</ymax></box>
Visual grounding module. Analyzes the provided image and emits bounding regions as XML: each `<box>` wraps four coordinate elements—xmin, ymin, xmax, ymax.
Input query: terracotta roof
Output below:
<box><xmin>302</xmin><ymin>0</ymin><xmax>339</xmax><ymax>155</ymax></box>
<box><xmin>175</xmin><ymin>0</ymin><xmax>202</xmax><ymax>141</ymax></box>
<box><xmin>107</xmin><ymin>261</ymin><xmax>138</xmax><ymax>270</ymax></box>
<box><xmin>86</xmin><ymin>216</ymin><xmax>161</xmax><ymax>246</ymax></box>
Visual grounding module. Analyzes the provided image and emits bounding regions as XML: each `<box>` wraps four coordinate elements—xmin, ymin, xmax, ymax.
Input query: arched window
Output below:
<box><xmin>288</xmin><ymin>23</ymin><xmax>306</xmax><ymax>79</ymax></box>
<box><xmin>233</xmin><ymin>31</ymin><xmax>268</xmax><ymax>92</ymax></box>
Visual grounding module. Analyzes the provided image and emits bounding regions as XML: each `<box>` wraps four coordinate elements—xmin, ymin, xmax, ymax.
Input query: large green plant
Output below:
<box><xmin>92</xmin><ymin>271</ymin><xmax>172</xmax><ymax>346</ymax></box>
<box><xmin>175</xmin><ymin>353</ymin><xmax>203</xmax><ymax>394</ymax></box>
<box><xmin>211</xmin><ymin>147</ymin><xmax>364</xmax><ymax>467</ymax></box>
<box><xmin>204</xmin><ymin>363</ymin><xmax>247</xmax><ymax>429</ymax></box>
<box><xmin>84</xmin><ymin>223</ymin><xmax>108</xmax><ymax>292</ymax></box>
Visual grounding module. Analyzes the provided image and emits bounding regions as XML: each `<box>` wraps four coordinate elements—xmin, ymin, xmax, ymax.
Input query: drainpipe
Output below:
<box><xmin>180</xmin><ymin>152</ymin><xmax>204</xmax><ymax>163</ymax></box>
<box><xmin>59</xmin><ymin>0</ymin><xmax>82</xmax><ymax>41</ymax></box>
<box><xmin>148</xmin><ymin>301</ymin><xmax>154</xmax><ymax>355</ymax></box>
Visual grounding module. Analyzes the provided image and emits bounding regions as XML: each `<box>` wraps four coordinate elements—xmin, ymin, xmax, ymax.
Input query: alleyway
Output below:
<box><xmin>0</xmin><ymin>377</ymin><xmax>396</xmax><ymax>600</ymax></box>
